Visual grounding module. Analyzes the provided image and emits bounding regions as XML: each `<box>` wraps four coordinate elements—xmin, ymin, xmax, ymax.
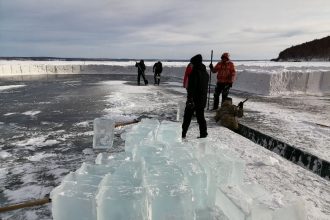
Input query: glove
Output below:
<box><xmin>238</xmin><ymin>102</ymin><xmax>243</xmax><ymax>108</ymax></box>
<box><xmin>186</xmin><ymin>98</ymin><xmax>195</xmax><ymax>110</ymax></box>
<box><xmin>209</xmin><ymin>63</ymin><xmax>213</xmax><ymax>69</ymax></box>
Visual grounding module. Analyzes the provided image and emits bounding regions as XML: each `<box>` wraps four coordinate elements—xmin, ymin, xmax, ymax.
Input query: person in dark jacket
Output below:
<box><xmin>135</xmin><ymin>60</ymin><xmax>148</xmax><ymax>86</ymax></box>
<box><xmin>214</xmin><ymin>97</ymin><xmax>243</xmax><ymax>132</ymax></box>
<box><xmin>153</xmin><ymin>61</ymin><xmax>163</xmax><ymax>85</ymax></box>
<box><xmin>182</xmin><ymin>54</ymin><xmax>209</xmax><ymax>138</ymax></box>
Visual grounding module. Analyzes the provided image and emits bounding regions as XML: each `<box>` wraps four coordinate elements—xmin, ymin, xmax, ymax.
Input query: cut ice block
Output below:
<box><xmin>176</xmin><ymin>100</ymin><xmax>186</xmax><ymax>122</ymax></box>
<box><xmin>215</xmin><ymin>187</ymin><xmax>245</xmax><ymax>220</ymax></box>
<box><xmin>199</xmin><ymin>153</ymin><xmax>245</xmax><ymax>207</ymax></box>
<box><xmin>132</xmin><ymin>143</ymin><xmax>163</xmax><ymax>162</ymax></box>
<box><xmin>51</xmin><ymin>182</ymin><xmax>98</xmax><ymax>220</ymax></box>
<box><xmin>62</xmin><ymin>172</ymin><xmax>103</xmax><ymax>187</ymax></box>
<box><xmin>201</xmin><ymin>154</ymin><xmax>245</xmax><ymax>187</ymax></box>
<box><xmin>76</xmin><ymin>162</ymin><xmax>114</xmax><ymax>176</ymax></box>
<box><xmin>124</xmin><ymin>130</ymin><xmax>157</xmax><ymax>152</ymax></box>
<box><xmin>221</xmin><ymin>184</ymin><xmax>272</xmax><ymax>217</ymax></box>
<box><xmin>273</xmin><ymin>200</ymin><xmax>307</xmax><ymax>220</ymax></box>
<box><xmin>97</xmin><ymin>171</ymin><xmax>146</xmax><ymax>220</ymax></box>
<box><xmin>144</xmin><ymin>157</ymin><xmax>183</xmax><ymax>181</ymax></box>
<box><xmin>93</xmin><ymin>118</ymin><xmax>115</xmax><ymax>149</ymax></box>
<box><xmin>143</xmin><ymin>157</ymin><xmax>193</xmax><ymax>219</ymax></box>
<box><xmin>96</xmin><ymin>161</ymin><xmax>145</xmax><ymax>220</ymax></box>
<box><xmin>156</xmin><ymin>121</ymin><xmax>181</xmax><ymax>143</ymax></box>
<box><xmin>249</xmin><ymin>205</ymin><xmax>272</xmax><ymax>220</ymax></box>
<box><xmin>147</xmin><ymin>183</ymin><xmax>194</xmax><ymax>220</ymax></box>
<box><xmin>99</xmin><ymin>160</ymin><xmax>143</xmax><ymax>188</ymax></box>
<box><xmin>96</xmin><ymin>186</ymin><xmax>147</xmax><ymax>220</ymax></box>
<box><xmin>95</xmin><ymin>152</ymin><xmax>131</xmax><ymax>165</ymax></box>
<box><xmin>176</xmin><ymin>158</ymin><xmax>207</xmax><ymax>209</ymax></box>
<box><xmin>163</xmin><ymin>142</ymin><xmax>193</xmax><ymax>162</ymax></box>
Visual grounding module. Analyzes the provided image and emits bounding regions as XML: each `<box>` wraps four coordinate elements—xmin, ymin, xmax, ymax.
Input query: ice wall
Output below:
<box><xmin>1</xmin><ymin>62</ymin><xmax>329</xmax><ymax>95</ymax></box>
<box><xmin>51</xmin><ymin>119</ymin><xmax>306</xmax><ymax>220</ymax></box>
<box><xmin>233</xmin><ymin>70</ymin><xmax>330</xmax><ymax>95</ymax></box>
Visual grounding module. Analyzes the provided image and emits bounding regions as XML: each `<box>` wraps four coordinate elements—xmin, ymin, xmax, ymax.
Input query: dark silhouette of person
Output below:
<box><xmin>135</xmin><ymin>60</ymin><xmax>148</xmax><ymax>85</ymax></box>
<box><xmin>153</xmin><ymin>61</ymin><xmax>163</xmax><ymax>85</ymax></box>
<box><xmin>182</xmin><ymin>54</ymin><xmax>209</xmax><ymax>139</ymax></box>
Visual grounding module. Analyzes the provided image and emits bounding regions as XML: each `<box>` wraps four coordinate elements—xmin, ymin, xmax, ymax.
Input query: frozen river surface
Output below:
<box><xmin>0</xmin><ymin>72</ymin><xmax>329</xmax><ymax>219</ymax></box>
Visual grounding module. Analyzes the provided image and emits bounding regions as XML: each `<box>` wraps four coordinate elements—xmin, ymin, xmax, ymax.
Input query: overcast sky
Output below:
<box><xmin>0</xmin><ymin>0</ymin><xmax>329</xmax><ymax>60</ymax></box>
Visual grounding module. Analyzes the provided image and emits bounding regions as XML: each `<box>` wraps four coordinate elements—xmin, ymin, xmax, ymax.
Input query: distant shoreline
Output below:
<box><xmin>0</xmin><ymin>56</ymin><xmax>269</xmax><ymax>62</ymax></box>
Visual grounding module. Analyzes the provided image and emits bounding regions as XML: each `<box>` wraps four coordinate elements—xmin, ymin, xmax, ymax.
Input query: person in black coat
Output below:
<box><xmin>153</xmin><ymin>61</ymin><xmax>163</xmax><ymax>85</ymax></box>
<box><xmin>182</xmin><ymin>54</ymin><xmax>209</xmax><ymax>138</ymax></box>
<box><xmin>135</xmin><ymin>60</ymin><xmax>148</xmax><ymax>85</ymax></box>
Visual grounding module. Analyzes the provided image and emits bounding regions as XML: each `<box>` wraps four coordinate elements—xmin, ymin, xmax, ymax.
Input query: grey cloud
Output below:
<box><xmin>1</xmin><ymin>0</ymin><xmax>330</xmax><ymax>59</ymax></box>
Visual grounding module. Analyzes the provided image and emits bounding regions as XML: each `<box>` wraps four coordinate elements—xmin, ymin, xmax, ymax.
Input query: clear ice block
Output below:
<box><xmin>93</xmin><ymin>118</ymin><xmax>115</xmax><ymax>149</ymax></box>
<box><xmin>215</xmin><ymin>187</ymin><xmax>245</xmax><ymax>220</ymax></box>
<box><xmin>272</xmin><ymin>200</ymin><xmax>307</xmax><ymax>220</ymax></box>
<box><xmin>176</xmin><ymin>100</ymin><xmax>186</xmax><ymax>122</ymax></box>
<box><xmin>51</xmin><ymin>182</ymin><xmax>98</xmax><ymax>220</ymax></box>
<box><xmin>95</xmin><ymin>152</ymin><xmax>131</xmax><ymax>165</ymax></box>
<box><xmin>97</xmin><ymin>171</ymin><xmax>146</xmax><ymax>220</ymax></box>
<box><xmin>156</xmin><ymin>121</ymin><xmax>181</xmax><ymax>143</ymax></box>
<box><xmin>176</xmin><ymin>158</ymin><xmax>207</xmax><ymax>209</ymax></box>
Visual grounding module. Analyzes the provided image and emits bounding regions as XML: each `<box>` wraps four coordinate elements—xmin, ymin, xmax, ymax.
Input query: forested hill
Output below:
<box><xmin>272</xmin><ymin>36</ymin><xmax>330</xmax><ymax>61</ymax></box>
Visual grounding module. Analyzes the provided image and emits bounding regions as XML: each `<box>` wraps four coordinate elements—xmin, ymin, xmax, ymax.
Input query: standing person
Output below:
<box><xmin>214</xmin><ymin>97</ymin><xmax>244</xmax><ymax>132</ymax></box>
<box><xmin>209</xmin><ymin>52</ymin><xmax>236</xmax><ymax>110</ymax></box>
<box><xmin>182</xmin><ymin>54</ymin><xmax>209</xmax><ymax>139</ymax></box>
<box><xmin>153</xmin><ymin>61</ymin><xmax>163</xmax><ymax>85</ymax></box>
<box><xmin>135</xmin><ymin>60</ymin><xmax>148</xmax><ymax>86</ymax></box>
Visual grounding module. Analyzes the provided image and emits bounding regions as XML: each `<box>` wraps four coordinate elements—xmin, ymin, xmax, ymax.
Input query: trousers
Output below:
<box><xmin>213</xmin><ymin>82</ymin><xmax>231</xmax><ymax>109</ymax></box>
<box><xmin>182</xmin><ymin>104</ymin><xmax>207</xmax><ymax>138</ymax></box>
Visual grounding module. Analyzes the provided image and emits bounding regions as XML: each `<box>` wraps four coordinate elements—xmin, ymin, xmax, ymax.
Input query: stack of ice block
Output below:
<box><xmin>51</xmin><ymin>119</ymin><xmax>306</xmax><ymax>220</ymax></box>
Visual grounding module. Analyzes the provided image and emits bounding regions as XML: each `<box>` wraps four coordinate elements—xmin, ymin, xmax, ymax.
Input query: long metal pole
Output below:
<box><xmin>207</xmin><ymin>50</ymin><xmax>213</xmax><ymax>110</ymax></box>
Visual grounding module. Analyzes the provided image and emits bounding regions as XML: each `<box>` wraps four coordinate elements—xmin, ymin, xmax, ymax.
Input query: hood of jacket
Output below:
<box><xmin>190</xmin><ymin>54</ymin><xmax>202</xmax><ymax>65</ymax></box>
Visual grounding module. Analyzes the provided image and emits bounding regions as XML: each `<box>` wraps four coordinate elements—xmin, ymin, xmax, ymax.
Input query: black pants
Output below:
<box><xmin>154</xmin><ymin>72</ymin><xmax>161</xmax><ymax>85</ymax></box>
<box><xmin>137</xmin><ymin>72</ymin><xmax>148</xmax><ymax>85</ymax></box>
<box><xmin>182</xmin><ymin>105</ymin><xmax>207</xmax><ymax>138</ymax></box>
<box><xmin>213</xmin><ymin>82</ymin><xmax>231</xmax><ymax>109</ymax></box>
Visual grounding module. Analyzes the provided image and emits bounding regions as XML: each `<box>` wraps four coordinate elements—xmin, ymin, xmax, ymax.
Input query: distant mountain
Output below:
<box><xmin>272</xmin><ymin>36</ymin><xmax>330</xmax><ymax>61</ymax></box>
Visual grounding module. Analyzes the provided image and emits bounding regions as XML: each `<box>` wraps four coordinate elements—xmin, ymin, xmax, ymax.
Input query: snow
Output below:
<box><xmin>0</xmin><ymin>85</ymin><xmax>26</xmax><ymax>91</ymax></box>
<box><xmin>74</xmin><ymin>121</ymin><xmax>91</xmax><ymax>127</ymax></box>
<box><xmin>0</xmin><ymin>151</ymin><xmax>12</xmax><ymax>159</ymax></box>
<box><xmin>3</xmin><ymin>112</ymin><xmax>17</xmax><ymax>116</ymax></box>
<box><xmin>27</xmin><ymin>152</ymin><xmax>57</xmax><ymax>162</ymax></box>
<box><xmin>22</xmin><ymin>111</ymin><xmax>41</xmax><ymax>116</ymax></box>
<box><xmin>13</xmin><ymin>136</ymin><xmax>59</xmax><ymax>149</ymax></box>
<box><xmin>3</xmin><ymin>185</ymin><xmax>52</xmax><ymax>204</ymax></box>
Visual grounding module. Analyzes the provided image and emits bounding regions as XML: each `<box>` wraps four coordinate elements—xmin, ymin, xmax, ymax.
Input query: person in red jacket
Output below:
<box><xmin>183</xmin><ymin>63</ymin><xmax>193</xmax><ymax>89</ymax></box>
<box><xmin>209</xmin><ymin>52</ymin><xmax>236</xmax><ymax>110</ymax></box>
